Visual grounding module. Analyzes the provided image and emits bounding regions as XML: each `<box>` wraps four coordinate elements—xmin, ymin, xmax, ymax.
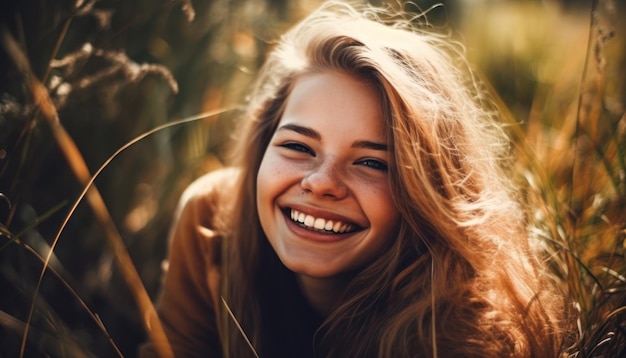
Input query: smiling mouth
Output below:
<box><xmin>287</xmin><ymin>208</ymin><xmax>360</xmax><ymax>234</ymax></box>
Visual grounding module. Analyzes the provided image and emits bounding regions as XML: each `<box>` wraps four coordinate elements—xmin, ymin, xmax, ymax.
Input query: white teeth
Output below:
<box><xmin>314</xmin><ymin>218</ymin><xmax>325</xmax><ymax>230</ymax></box>
<box><xmin>290</xmin><ymin>209</ymin><xmax>354</xmax><ymax>233</ymax></box>
<box><xmin>304</xmin><ymin>215</ymin><xmax>314</xmax><ymax>227</ymax></box>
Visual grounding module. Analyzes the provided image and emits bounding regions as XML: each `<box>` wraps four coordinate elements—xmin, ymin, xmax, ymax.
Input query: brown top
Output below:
<box><xmin>140</xmin><ymin>167</ymin><xmax>323</xmax><ymax>357</ymax></box>
<box><xmin>140</xmin><ymin>168</ymin><xmax>238</xmax><ymax>357</ymax></box>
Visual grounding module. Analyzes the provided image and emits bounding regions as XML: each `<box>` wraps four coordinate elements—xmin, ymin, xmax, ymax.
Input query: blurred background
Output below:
<box><xmin>0</xmin><ymin>0</ymin><xmax>624</xmax><ymax>356</ymax></box>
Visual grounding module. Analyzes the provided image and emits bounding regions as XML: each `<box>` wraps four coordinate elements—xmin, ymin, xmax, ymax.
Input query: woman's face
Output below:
<box><xmin>256</xmin><ymin>71</ymin><xmax>399</xmax><ymax>279</ymax></box>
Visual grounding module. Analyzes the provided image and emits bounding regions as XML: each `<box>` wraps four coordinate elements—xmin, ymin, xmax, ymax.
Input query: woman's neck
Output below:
<box><xmin>296</xmin><ymin>274</ymin><xmax>350</xmax><ymax>316</ymax></box>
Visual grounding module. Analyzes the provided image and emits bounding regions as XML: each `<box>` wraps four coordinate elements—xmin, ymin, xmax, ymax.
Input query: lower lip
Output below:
<box><xmin>283</xmin><ymin>212</ymin><xmax>354</xmax><ymax>243</ymax></box>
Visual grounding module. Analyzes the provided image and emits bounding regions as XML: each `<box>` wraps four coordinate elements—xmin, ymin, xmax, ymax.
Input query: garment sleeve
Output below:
<box><xmin>140</xmin><ymin>168</ymin><xmax>236</xmax><ymax>357</ymax></box>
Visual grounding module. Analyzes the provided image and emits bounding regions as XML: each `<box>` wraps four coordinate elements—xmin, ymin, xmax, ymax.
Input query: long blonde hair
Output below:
<box><xmin>223</xmin><ymin>2</ymin><xmax>568</xmax><ymax>357</ymax></box>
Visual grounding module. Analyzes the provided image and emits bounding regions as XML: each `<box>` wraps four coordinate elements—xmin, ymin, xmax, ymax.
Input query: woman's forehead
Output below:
<box><xmin>279</xmin><ymin>71</ymin><xmax>386</xmax><ymax>140</ymax></box>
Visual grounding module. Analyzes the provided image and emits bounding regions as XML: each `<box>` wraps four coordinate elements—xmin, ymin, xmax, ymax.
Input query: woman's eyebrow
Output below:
<box><xmin>277</xmin><ymin>123</ymin><xmax>387</xmax><ymax>151</ymax></box>
<box><xmin>351</xmin><ymin>140</ymin><xmax>388</xmax><ymax>151</ymax></box>
<box><xmin>277</xmin><ymin>123</ymin><xmax>321</xmax><ymax>140</ymax></box>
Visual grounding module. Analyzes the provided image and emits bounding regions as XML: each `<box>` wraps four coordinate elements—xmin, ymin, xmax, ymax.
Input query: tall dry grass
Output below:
<box><xmin>0</xmin><ymin>0</ymin><xmax>624</xmax><ymax>357</ymax></box>
<box><xmin>462</xmin><ymin>0</ymin><xmax>626</xmax><ymax>355</ymax></box>
<box><xmin>0</xmin><ymin>0</ymin><xmax>275</xmax><ymax>355</ymax></box>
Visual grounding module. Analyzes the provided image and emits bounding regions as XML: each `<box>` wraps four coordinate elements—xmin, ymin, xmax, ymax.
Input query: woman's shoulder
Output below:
<box><xmin>179</xmin><ymin>166</ymin><xmax>240</xmax><ymax>206</ymax></box>
<box><xmin>174</xmin><ymin>167</ymin><xmax>240</xmax><ymax>230</ymax></box>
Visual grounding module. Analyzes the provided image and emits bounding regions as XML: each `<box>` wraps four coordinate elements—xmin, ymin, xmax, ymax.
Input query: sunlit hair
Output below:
<box><xmin>222</xmin><ymin>1</ymin><xmax>568</xmax><ymax>357</ymax></box>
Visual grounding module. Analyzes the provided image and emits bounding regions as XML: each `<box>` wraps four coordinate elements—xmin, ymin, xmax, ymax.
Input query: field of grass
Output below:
<box><xmin>0</xmin><ymin>0</ymin><xmax>624</xmax><ymax>356</ymax></box>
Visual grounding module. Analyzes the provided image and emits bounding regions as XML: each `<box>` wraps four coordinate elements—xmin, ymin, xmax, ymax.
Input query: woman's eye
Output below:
<box><xmin>357</xmin><ymin>159</ymin><xmax>388</xmax><ymax>172</ymax></box>
<box><xmin>279</xmin><ymin>142</ymin><xmax>315</xmax><ymax>156</ymax></box>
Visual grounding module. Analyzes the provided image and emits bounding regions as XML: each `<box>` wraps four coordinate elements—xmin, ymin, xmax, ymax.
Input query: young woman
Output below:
<box><xmin>142</xmin><ymin>1</ymin><xmax>569</xmax><ymax>357</ymax></box>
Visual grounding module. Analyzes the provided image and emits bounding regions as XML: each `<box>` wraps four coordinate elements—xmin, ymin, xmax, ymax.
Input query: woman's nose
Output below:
<box><xmin>300</xmin><ymin>161</ymin><xmax>348</xmax><ymax>199</ymax></box>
